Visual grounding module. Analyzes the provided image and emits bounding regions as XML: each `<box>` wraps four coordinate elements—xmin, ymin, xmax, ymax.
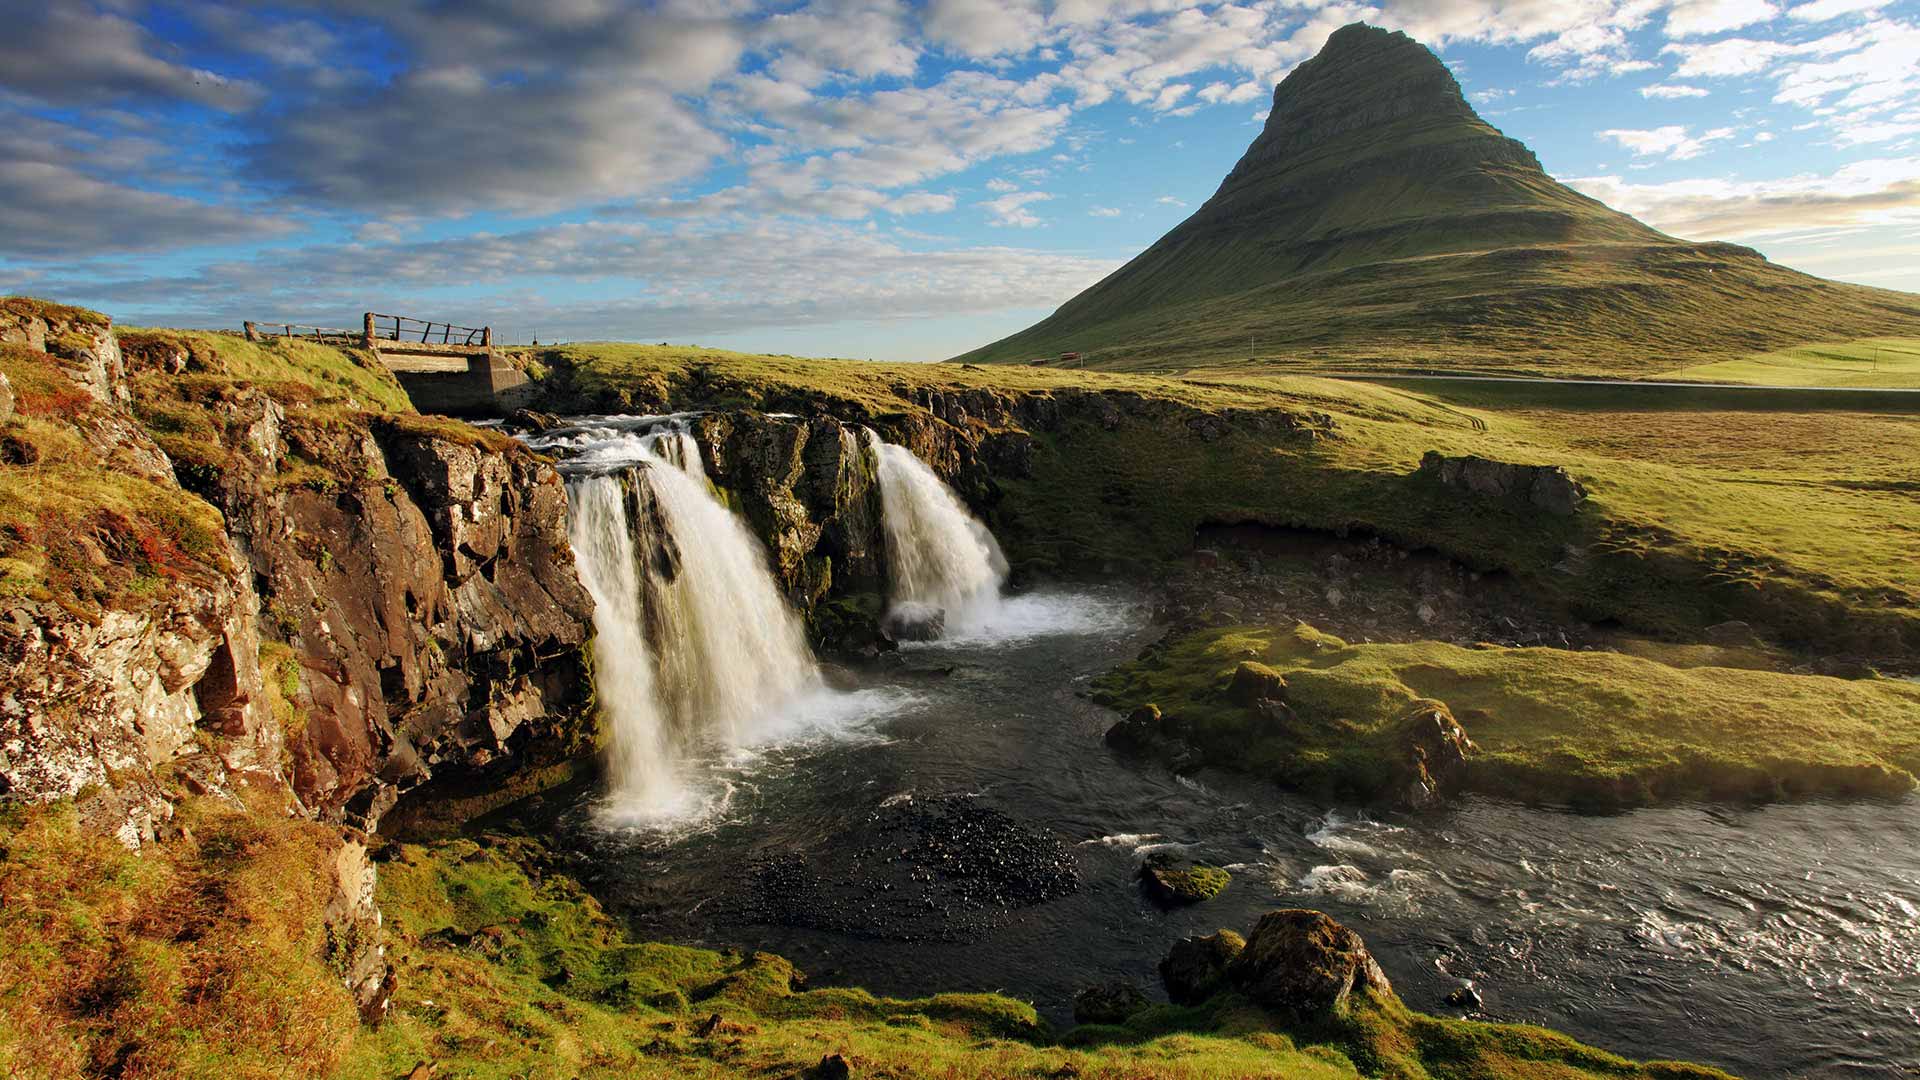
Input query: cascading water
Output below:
<box><xmin>864</xmin><ymin>431</ymin><xmax>1008</xmax><ymax>637</ymax></box>
<box><xmin>531</xmin><ymin>416</ymin><xmax>869</xmax><ymax>825</ymax></box>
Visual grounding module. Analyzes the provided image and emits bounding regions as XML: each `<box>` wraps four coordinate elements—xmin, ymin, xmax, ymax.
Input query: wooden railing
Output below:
<box><xmin>242</xmin><ymin>321</ymin><xmax>360</xmax><ymax>344</ymax></box>
<box><xmin>363</xmin><ymin>312</ymin><xmax>491</xmax><ymax>348</ymax></box>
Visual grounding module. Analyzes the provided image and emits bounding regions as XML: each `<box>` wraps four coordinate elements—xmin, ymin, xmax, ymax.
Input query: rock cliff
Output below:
<box><xmin>1</xmin><ymin>305</ymin><xmax>597</xmax><ymax>841</ymax></box>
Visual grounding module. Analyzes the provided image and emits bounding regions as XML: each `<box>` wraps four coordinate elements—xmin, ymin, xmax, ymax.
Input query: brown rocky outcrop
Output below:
<box><xmin>185</xmin><ymin>409</ymin><xmax>595</xmax><ymax>830</ymax></box>
<box><xmin>1418</xmin><ymin>451</ymin><xmax>1586</xmax><ymax>516</ymax></box>
<box><xmin>2</xmin><ymin>302</ymin><xmax>597</xmax><ymax>841</ymax></box>
<box><xmin>0</xmin><ymin>302</ymin><xmax>279</xmax><ymax>847</ymax></box>
<box><xmin>692</xmin><ymin>412</ymin><xmax>886</xmax><ymax>608</ymax></box>
<box><xmin>1226</xmin><ymin>909</ymin><xmax>1394</xmax><ymax>1018</ymax></box>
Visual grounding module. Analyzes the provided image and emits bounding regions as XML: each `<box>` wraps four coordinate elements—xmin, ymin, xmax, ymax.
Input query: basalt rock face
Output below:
<box><xmin>2</xmin><ymin>303</ymin><xmax>596</xmax><ymax>842</ymax></box>
<box><xmin>692</xmin><ymin>411</ymin><xmax>887</xmax><ymax>609</ymax></box>
<box><xmin>181</xmin><ymin>408</ymin><xmax>594</xmax><ymax>831</ymax></box>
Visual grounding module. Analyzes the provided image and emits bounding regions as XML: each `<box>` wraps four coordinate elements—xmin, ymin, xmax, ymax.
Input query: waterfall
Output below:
<box><xmin>545</xmin><ymin>419</ymin><xmax>832</xmax><ymax>823</ymax></box>
<box><xmin>564</xmin><ymin>474</ymin><xmax>680</xmax><ymax>813</ymax></box>
<box><xmin>865</xmin><ymin>432</ymin><xmax>1008</xmax><ymax>637</ymax></box>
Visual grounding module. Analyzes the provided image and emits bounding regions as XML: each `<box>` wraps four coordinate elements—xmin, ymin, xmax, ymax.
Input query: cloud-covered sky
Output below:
<box><xmin>2</xmin><ymin>0</ymin><xmax>1916</xmax><ymax>359</ymax></box>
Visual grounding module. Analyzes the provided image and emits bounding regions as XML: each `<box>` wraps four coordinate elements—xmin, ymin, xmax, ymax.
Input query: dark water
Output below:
<box><xmin>567</xmin><ymin>588</ymin><xmax>1920</xmax><ymax>1079</ymax></box>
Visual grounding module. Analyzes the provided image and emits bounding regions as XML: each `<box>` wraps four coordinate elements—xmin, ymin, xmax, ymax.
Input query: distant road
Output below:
<box><xmin>1321</xmin><ymin>372</ymin><xmax>1920</xmax><ymax>393</ymax></box>
<box><xmin>1307</xmin><ymin>371</ymin><xmax>1920</xmax><ymax>412</ymax></box>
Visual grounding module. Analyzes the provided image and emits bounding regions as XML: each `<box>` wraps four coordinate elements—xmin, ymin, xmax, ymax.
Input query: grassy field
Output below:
<box><xmin>1659</xmin><ymin>337</ymin><xmax>1920</xmax><ymax>389</ymax></box>
<box><xmin>0</xmin><ymin>800</ymin><xmax>1738</xmax><ymax>1080</ymax></box>
<box><xmin>1095</xmin><ymin>621</ymin><xmax>1920</xmax><ymax>805</ymax></box>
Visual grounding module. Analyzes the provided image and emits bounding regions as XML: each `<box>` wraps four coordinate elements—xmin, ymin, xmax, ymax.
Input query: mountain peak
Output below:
<box><xmin>1222</xmin><ymin>22</ymin><xmax>1528</xmax><ymax>196</ymax></box>
<box><xmin>953</xmin><ymin>24</ymin><xmax>1920</xmax><ymax>375</ymax></box>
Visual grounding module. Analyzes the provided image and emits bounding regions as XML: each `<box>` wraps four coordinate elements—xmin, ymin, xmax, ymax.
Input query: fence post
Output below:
<box><xmin>362</xmin><ymin>313</ymin><xmax>375</xmax><ymax>349</ymax></box>
<box><xmin>244</xmin><ymin>321</ymin><xmax>259</xmax><ymax>342</ymax></box>
<box><xmin>482</xmin><ymin>326</ymin><xmax>492</xmax><ymax>347</ymax></box>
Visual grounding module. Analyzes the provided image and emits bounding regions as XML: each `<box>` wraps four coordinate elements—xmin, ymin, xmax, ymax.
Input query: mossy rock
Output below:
<box><xmin>1142</xmin><ymin>856</ymin><xmax>1231</xmax><ymax>905</ymax></box>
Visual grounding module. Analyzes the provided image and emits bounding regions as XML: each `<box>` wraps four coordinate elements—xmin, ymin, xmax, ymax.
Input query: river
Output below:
<box><xmin>561</xmin><ymin>586</ymin><xmax>1920</xmax><ymax>1080</ymax></box>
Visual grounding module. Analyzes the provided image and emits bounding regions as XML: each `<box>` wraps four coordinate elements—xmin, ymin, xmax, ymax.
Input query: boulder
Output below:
<box><xmin>501</xmin><ymin>408</ymin><xmax>563</xmax><ymax>434</ymax></box>
<box><xmin>1159</xmin><ymin>929</ymin><xmax>1246</xmax><ymax>1005</ymax></box>
<box><xmin>1225</xmin><ymin>660</ymin><xmax>1287</xmax><ymax>704</ymax></box>
<box><xmin>1227</xmin><ymin>909</ymin><xmax>1392</xmax><ymax>1018</ymax></box>
<box><xmin>1417</xmin><ymin>451</ymin><xmax>1586</xmax><ymax>516</ymax></box>
<box><xmin>1072</xmin><ymin>980</ymin><xmax>1150</xmax><ymax>1025</ymax></box>
<box><xmin>881</xmin><ymin>601</ymin><xmax>946</xmax><ymax>642</ymax></box>
<box><xmin>1396</xmin><ymin>701</ymin><xmax>1474</xmax><ymax>809</ymax></box>
<box><xmin>1445</xmin><ymin>982</ymin><xmax>1484</xmax><ymax>1010</ymax></box>
<box><xmin>1104</xmin><ymin>704</ymin><xmax>1164</xmax><ymax>751</ymax></box>
<box><xmin>1141</xmin><ymin>854</ymin><xmax>1231</xmax><ymax>904</ymax></box>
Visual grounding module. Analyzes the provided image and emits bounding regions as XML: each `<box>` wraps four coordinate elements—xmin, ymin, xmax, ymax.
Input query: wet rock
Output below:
<box><xmin>1140</xmin><ymin>854</ymin><xmax>1230</xmax><ymax>905</ymax></box>
<box><xmin>1159</xmin><ymin>929</ymin><xmax>1246</xmax><ymax>1005</ymax></box>
<box><xmin>746</xmin><ymin>793</ymin><xmax>1078</xmax><ymax>943</ymax></box>
<box><xmin>1418</xmin><ymin>451</ymin><xmax>1586</xmax><ymax>516</ymax></box>
<box><xmin>1227</xmin><ymin>909</ymin><xmax>1392</xmax><ymax>1018</ymax></box>
<box><xmin>1104</xmin><ymin>704</ymin><xmax>1165</xmax><ymax>752</ymax></box>
<box><xmin>1073</xmin><ymin>980</ymin><xmax>1150</xmax><ymax>1025</ymax></box>
<box><xmin>501</xmin><ymin>408</ymin><xmax>563</xmax><ymax>434</ymax></box>
<box><xmin>1445</xmin><ymin>982</ymin><xmax>1484</xmax><ymax>1010</ymax></box>
<box><xmin>1396</xmin><ymin>701</ymin><xmax>1473</xmax><ymax>809</ymax></box>
<box><xmin>881</xmin><ymin>601</ymin><xmax>947</xmax><ymax>643</ymax></box>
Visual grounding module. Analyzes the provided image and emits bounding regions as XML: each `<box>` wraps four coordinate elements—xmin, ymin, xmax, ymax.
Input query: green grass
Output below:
<box><xmin>116</xmin><ymin>327</ymin><xmax>414</xmax><ymax>414</ymax></box>
<box><xmin>0</xmin><ymin>799</ymin><xmax>362</xmax><ymax>1080</ymax></box>
<box><xmin>0</xmin><ymin>345</ymin><xmax>232</xmax><ymax>611</ymax></box>
<box><xmin>1096</xmin><ymin>621</ymin><xmax>1920</xmax><ymax>805</ymax></box>
<box><xmin>1659</xmin><ymin>337</ymin><xmax>1920</xmax><ymax>388</ymax></box>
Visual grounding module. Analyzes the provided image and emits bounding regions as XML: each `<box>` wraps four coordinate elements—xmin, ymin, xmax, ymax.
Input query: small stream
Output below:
<box><xmin>564</xmin><ymin>588</ymin><xmax>1920</xmax><ymax>1080</ymax></box>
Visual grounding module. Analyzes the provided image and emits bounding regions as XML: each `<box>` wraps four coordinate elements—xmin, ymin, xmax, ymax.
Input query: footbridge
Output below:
<box><xmin>245</xmin><ymin>312</ymin><xmax>530</xmax><ymax>416</ymax></box>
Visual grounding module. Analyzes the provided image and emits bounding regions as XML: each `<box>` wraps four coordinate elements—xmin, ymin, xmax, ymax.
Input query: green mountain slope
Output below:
<box><xmin>956</xmin><ymin>23</ymin><xmax>1920</xmax><ymax>376</ymax></box>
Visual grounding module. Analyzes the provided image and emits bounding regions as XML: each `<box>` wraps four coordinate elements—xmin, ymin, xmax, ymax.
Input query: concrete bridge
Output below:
<box><xmin>245</xmin><ymin>312</ymin><xmax>530</xmax><ymax>416</ymax></box>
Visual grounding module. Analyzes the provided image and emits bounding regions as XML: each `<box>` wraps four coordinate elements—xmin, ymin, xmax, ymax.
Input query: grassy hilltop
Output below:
<box><xmin>953</xmin><ymin>25</ymin><xmax>1920</xmax><ymax>378</ymax></box>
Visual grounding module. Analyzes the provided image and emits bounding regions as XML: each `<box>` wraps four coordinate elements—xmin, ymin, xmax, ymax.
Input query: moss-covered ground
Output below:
<box><xmin>1096</xmin><ymin>621</ymin><xmax>1920</xmax><ymax>806</ymax></box>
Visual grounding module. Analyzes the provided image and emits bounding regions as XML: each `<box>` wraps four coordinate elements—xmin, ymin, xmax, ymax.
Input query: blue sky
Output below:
<box><xmin>2</xmin><ymin>0</ymin><xmax>1916</xmax><ymax>361</ymax></box>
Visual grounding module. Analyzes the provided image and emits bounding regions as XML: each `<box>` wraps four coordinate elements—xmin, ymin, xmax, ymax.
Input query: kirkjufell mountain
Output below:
<box><xmin>957</xmin><ymin>23</ymin><xmax>1920</xmax><ymax>375</ymax></box>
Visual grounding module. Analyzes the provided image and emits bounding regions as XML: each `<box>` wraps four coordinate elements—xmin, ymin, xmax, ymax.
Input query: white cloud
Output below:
<box><xmin>0</xmin><ymin>5</ymin><xmax>261</xmax><ymax>110</ymax></box>
<box><xmin>885</xmin><ymin>191</ymin><xmax>956</xmax><ymax>214</ymax></box>
<box><xmin>1155</xmin><ymin>194</ymin><xmax>1187</xmax><ymax>206</ymax></box>
<box><xmin>1598</xmin><ymin>124</ymin><xmax>1739</xmax><ymax>159</ymax></box>
<box><xmin>1567</xmin><ymin>156</ymin><xmax>1920</xmax><ymax>238</ymax></box>
<box><xmin>922</xmin><ymin>0</ymin><xmax>1046</xmax><ymax>58</ymax></box>
<box><xmin>1089</xmin><ymin>205</ymin><xmax>1122</xmax><ymax>216</ymax></box>
<box><xmin>1787</xmin><ymin>0</ymin><xmax>1887</xmax><ymax>22</ymax></box>
<box><xmin>1641</xmin><ymin>84</ymin><xmax>1711</xmax><ymax>99</ymax></box>
<box><xmin>1665</xmin><ymin>0</ymin><xmax>1781</xmax><ymax>38</ymax></box>
<box><xmin>22</xmin><ymin>217</ymin><xmax>1120</xmax><ymax>348</ymax></box>
<box><xmin>980</xmin><ymin>190</ymin><xmax>1053</xmax><ymax>227</ymax></box>
<box><xmin>986</xmin><ymin>178</ymin><xmax>1020</xmax><ymax>192</ymax></box>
